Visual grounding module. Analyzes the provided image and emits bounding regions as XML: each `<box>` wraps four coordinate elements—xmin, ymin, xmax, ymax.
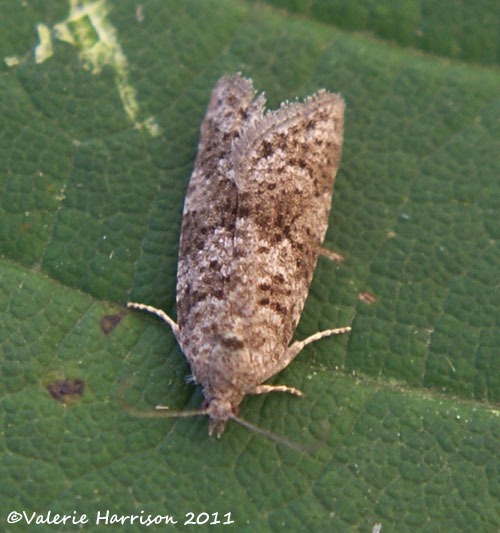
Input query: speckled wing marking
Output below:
<box><xmin>229</xmin><ymin>91</ymin><xmax>345</xmax><ymax>384</ymax></box>
<box><xmin>176</xmin><ymin>75</ymin><xmax>344</xmax><ymax>397</ymax></box>
<box><xmin>175</xmin><ymin>76</ymin><xmax>264</xmax><ymax>387</ymax></box>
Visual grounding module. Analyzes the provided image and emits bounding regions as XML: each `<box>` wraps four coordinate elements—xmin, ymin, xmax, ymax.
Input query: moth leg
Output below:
<box><xmin>251</xmin><ymin>384</ymin><xmax>304</xmax><ymax>397</ymax></box>
<box><xmin>250</xmin><ymin>326</ymin><xmax>351</xmax><ymax>397</ymax></box>
<box><xmin>127</xmin><ymin>302</ymin><xmax>180</xmax><ymax>340</ymax></box>
<box><xmin>266</xmin><ymin>325</ymin><xmax>352</xmax><ymax>376</ymax></box>
<box><xmin>288</xmin><ymin>326</ymin><xmax>351</xmax><ymax>358</ymax></box>
<box><xmin>320</xmin><ymin>248</ymin><xmax>345</xmax><ymax>263</ymax></box>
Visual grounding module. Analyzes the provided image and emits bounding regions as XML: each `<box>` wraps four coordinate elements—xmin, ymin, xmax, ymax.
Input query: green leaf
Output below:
<box><xmin>1</xmin><ymin>1</ymin><xmax>498</xmax><ymax>531</ymax></box>
<box><xmin>250</xmin><ymin>0</ymin><xmax>500</xmax><ymax>66</ymax></box>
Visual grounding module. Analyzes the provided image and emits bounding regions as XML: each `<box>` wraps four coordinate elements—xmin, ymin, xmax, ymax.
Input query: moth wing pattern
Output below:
<box><xmin>228</xmin><ymin>89</ymin><xmax>345</xmax><ymax>386</ymax></box>
<box><xmin>175</xmin><ymin>75</ymin><xmax>265</xmax><ymax>382</ymax></box>
<box><xmin>176</xmin><ymin>74</ymin><xmax>345</xmax><ymax>396</ymax></box>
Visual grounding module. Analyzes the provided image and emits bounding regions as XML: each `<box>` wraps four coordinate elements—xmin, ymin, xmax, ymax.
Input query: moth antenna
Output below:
<box><xmin>125</xmin><ymin>405</ymin><xmax>208</xmax><ymax>419</ymax></box>
<box><xmin>118</xmin><ymin>380</ymin><xmax>208</xmax><ymax>419</ymax></box>
<box><xmin>229</xmin><ymin>413</ymin><xmax>310</xmax><ymax>453</ymax></box>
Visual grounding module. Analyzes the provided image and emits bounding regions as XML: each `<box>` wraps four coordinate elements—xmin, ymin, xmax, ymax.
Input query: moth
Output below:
<box><xmin>128</xmin><ymin>73</ymin><xmax>350</xmax><ymax>442</ymax></box>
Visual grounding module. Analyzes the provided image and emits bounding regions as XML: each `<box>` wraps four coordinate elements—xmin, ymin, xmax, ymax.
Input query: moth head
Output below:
<box><xmin>203</xmin><ymin>396</ymin><xmax>241</xmax><ymax>438</ymax></box>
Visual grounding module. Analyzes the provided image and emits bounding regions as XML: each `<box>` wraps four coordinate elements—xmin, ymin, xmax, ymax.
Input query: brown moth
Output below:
<box><xmin>128</xmin><ymin>73</ymin><xmax>350</xmax><ymax>440</ymax></box>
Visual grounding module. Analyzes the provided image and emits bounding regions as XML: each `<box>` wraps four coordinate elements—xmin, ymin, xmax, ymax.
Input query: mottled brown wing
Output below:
<box><xmin>176</xmin><ymin>75</ymin><xmax>265</xmax><ymax>362</ymax></box>
<box><xmin>176</xmin><ymin>74</ymin><xmax>344</xmax><ymax>396</ymax></box>
<box><xmin>224</xmin><ymin>91</ymin><xmax>345</xmax><ymax>383</ymax></box>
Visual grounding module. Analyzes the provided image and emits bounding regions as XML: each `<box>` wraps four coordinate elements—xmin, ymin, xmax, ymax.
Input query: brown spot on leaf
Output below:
<box><xmin>47</xmin><ymin>379</ymin><xmax>85</xmax><ymax>403</ymax></box>
<box><xmin>358</xmin><ymin>292</ymin><xmax>377</xmax><ymax>304</ymax></box>
<box><xmin>100</xmin><ymin>310</ymin><xmax>126</xmax><ymax>335</ymax></box>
